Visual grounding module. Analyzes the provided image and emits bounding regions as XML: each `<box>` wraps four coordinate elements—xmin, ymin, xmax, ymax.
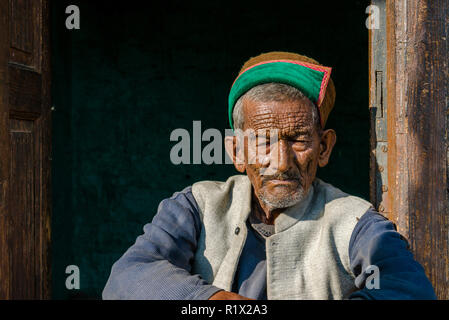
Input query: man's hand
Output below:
<box><xmin>209</xmin><ymin>290</ymin><xmax>254</xmax><ymax>300</ymax></box>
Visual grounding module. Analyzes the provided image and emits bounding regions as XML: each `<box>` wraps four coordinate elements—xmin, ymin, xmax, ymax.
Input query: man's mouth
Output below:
<box><xmin>264</xmin><ymin>177</ymin><xmax>300</xmax><ymax>186</ymax></box>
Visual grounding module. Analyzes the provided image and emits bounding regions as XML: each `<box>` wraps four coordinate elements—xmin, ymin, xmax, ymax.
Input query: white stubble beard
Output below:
<box><xmin>257</xmin><ymin>184</ymin><xmax>306</xmax><ymax>210</ymax></box>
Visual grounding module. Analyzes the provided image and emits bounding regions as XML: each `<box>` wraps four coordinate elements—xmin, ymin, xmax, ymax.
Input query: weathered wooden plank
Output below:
<box><xmin>39</xmin><ymin>0</ymin><xmax>52</xmax><ymax>299</ymax></box>
<box><xmin>0</xmin><ymin>0</ymin><xmax>51</xmax><ymax>299</ymax></box>
<box><xmin>9</xmin><ymin>119</ymin><xmax>36</xmax><ymax>299</ymax></box>
<box><xmin>8</xmin><ymin>66</ymin><xmax>42</xmax><ymax>114</ymax></box>
<box><xmin>385</xmin><ymin>0</ymin><xmax>449</xmax><ymax>299</ymax></box>
<box><xmin>9</xmin><ymin>0</ymin><xmax>42</xmax><ymax>72</ymax></box>
<box><xmin>369</xmin><ymin>0</ymin><xmax>389</xmax><ymax>212</ymax></box>
<box><xmin>0</xmin><ymin>0</ymin><xmax>11</xmax><ymax>301</ymax></box>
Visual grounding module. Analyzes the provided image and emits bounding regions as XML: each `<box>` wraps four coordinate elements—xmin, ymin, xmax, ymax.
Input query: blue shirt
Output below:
<box><xmin>102</xmin><ymin>186</ymin><xmax>436</xmax><ymax>300</ymax></box>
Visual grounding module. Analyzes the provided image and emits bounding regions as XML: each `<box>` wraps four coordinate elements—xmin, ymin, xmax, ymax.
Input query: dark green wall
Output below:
<box><xmin>51</xmin><ymin>0</ymin><xmax>370</xmax><ymax>299</ymax></box>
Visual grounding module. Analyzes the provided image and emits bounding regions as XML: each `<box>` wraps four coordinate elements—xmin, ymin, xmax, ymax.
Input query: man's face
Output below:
<box><xmin>241</xmin><ymin>97</ymin><xmax>323</xmax><ymax>210</ymax></box>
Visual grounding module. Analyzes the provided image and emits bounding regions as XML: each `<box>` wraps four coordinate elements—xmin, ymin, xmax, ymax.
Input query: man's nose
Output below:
<box><xmin>270</xmin><ymin>139</ymin><xmax>293</xmax><ymax>173</ymax></box>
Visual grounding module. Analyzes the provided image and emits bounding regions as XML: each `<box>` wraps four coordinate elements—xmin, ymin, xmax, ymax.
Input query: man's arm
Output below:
<box><xmin>102</xmin><ymin>187</ymin><xmax>222</xmax><ymax>300</ymax></box>
<box><xmin>348</xmin><ymin>209</ymin><xmax>437</xmax><ymax>300</ymax></box>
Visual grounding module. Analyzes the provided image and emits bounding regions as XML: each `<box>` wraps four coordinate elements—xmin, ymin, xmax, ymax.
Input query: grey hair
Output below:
<box><xmin>232</xmin><ymin>83</ymin><xmax>320</xmax><ymax>131</ymax></box>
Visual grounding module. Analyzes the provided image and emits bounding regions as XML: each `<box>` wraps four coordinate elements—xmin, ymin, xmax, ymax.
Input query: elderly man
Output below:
<box><xmin>103</xmin><ymin>52</ymin><xmax>436</xmax><ymax>300</ymax></box>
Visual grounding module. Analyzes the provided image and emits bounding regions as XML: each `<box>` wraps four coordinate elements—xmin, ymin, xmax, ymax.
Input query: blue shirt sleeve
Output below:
<box><xmin>348</xmin><ymin>209</ymin><xmax>437</xmax><ymax>300</ymax></box>
<box><xmin>102</xmin><ymin>187</ymin><xmax>223</xmax><ymax>300</ymax></box>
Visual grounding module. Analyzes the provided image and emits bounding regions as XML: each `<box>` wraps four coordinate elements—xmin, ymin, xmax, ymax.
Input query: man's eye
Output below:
<box><xmin>257</xmin><ymin>141</ymin><xmax>270</xmax><ymax>149</ymax></box>
<box><xmin>291</xmin><ymin>140</ymin><xmax>310</xmax><ymax>150</ymax></box>
<box><xmin>256</xmin><ymin>137</ymin><xmax>269</xmax><ymax>145</ymax></box>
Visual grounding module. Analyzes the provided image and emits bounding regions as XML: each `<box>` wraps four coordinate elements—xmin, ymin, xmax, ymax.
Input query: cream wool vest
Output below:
<box><xmin>191</xmin><ymin>175</ymin><xmax>372</xmax><ymax>299</ymax></box>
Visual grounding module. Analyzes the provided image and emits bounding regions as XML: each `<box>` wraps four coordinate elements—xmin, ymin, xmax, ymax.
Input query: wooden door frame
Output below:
<box><xmin>370</xmin><ymin>0</ymin><xmax>449</xmax><ymax>299</ymax></box>
<box><xmin>0</xmin><ymin>0</ymin><xmax>52</xmax><ymax>299</ymax></box>
<box><xmin>0</xmin><ymin>0</ymin><xmax>11</xmax><ymax>300</ymax></box>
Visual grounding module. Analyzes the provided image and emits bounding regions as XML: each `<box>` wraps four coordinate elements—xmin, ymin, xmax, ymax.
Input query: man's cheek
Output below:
<box><xmin>296</xmin><ymin>150</ymin><xmax>315</xmax><ymax>170</ymax></box>
<box><xmin>246</xmin><ymin>164</ymin><xmax>264</xmax><ymax>187</ymax></box>
<box><xmin>297</xmin><ymin>152</ymin><xmax>318</xmax><ymax>182</ymax></box>
<box><xmin>304</xmin><ymin>158</ymin><xmax>319</xmax><ymax>186</ymax></box>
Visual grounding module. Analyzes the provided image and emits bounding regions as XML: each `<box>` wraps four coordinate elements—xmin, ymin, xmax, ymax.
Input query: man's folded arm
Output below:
<box><xmin>348</xmin><ymin>209</ymin><xmax>437</xmax><ymax>300</ymax></box>
<box><xmin>102</xmin><ymin>187</ymin><xmax>223</xmax><ymax>300</ymax></box>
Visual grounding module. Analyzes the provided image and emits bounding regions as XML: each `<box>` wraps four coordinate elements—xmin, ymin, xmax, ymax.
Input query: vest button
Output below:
<box><xmin>234</xmin><ymin>227</ymin><xmax>240</xmax><ymax>235</ymax></box>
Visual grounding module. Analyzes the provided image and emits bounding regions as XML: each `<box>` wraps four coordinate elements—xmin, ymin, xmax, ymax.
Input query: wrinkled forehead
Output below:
<box><xmin>243</xmin><ymin>99</ymin><xmax>316</xmax><ymax>136</ymax></box>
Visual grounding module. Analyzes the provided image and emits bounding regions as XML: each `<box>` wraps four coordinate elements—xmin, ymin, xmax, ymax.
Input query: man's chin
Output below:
<box><xmin>258</xmin><ymin>190</ymin><xmax>305</xmax><ymax>210</ymax></box>
<box><xmin>266</xmin><ymin>185</ymin><xmax>301</xmax><ymax>198</ymax></box>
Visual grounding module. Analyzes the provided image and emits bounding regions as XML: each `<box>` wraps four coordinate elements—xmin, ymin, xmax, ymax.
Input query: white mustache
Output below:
<box><xmin>262</xmin><ymin>174</ymin><xmax>300</xmax><ymax>184</ymax></box>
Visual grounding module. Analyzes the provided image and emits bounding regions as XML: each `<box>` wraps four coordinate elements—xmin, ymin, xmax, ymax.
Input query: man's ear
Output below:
<box><xmin>224</xmin><ymin>135</ymin><xmax>246</xmax><ymax>173</ymax></box>
<box><xmin>318</xmin><ymin>129</ymin><xmax>337</xmax><ymax>167</ymax></box>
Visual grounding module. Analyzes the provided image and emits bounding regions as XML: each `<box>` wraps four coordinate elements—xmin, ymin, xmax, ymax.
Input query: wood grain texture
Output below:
<box><xmin>9</xmin><ymin>119</ymin><xmax>37</xmax><ymax>299</ymax></box>
<box><xmin>386</xmin><ymin>0</ymin><xmax>449</xmax><ymax>299</ymax></box>
<box><xmin>9</xmin><ymin>0</ymin><xmax>42</xmax><ymax>71</ymax></box>
<box><xmin>0</xmin><ymin>0</ymin><xmax>11</xmax><ymax>300</ymax></box>
<box><xmin>369</xmin><ymin>0</ymin><xmax>390</xmax><ymax>213</ymax></box>
<box><xmin>40</xmin><ymin>0</ymin><xmax>52</xmax><ymax>299</ymax></box>
<box><xmin>0</xmin><ymin>0</ymin><xmax>51</xmax><ymax>299</ymax></box>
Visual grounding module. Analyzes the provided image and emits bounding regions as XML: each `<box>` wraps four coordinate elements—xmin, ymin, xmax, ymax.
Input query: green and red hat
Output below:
<box><xmin>228</xmin><ymin>52</ymin><xmax>335</xmax><ymax>130</ymax></box>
